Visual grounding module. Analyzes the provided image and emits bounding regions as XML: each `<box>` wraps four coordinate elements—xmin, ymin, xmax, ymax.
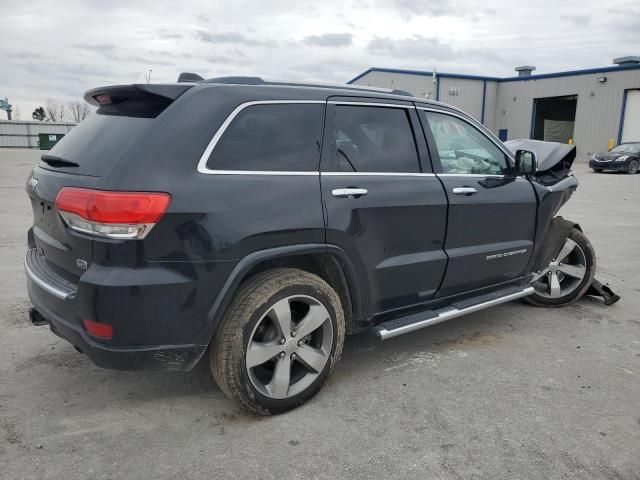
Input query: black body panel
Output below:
<box><xmin>435</xmin><ymin>175</ymin><xmax>536</xmax><ymax>296</ymax></box>
<box><xmin>322</xmin><ymin>174</ymin><xmax>448</xmax><ymax>315</ymax></box>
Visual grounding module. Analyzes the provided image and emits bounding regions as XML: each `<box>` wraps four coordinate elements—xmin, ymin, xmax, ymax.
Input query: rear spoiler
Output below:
<box><xmin>83</xmin><ymin>84</ymin><xmax>193</xmax><ymax>107</ymax></box>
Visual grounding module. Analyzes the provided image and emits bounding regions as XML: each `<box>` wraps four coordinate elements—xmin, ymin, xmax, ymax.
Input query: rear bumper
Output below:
<box><xmin>24</xmin><ymin>248</ymin><xmax>229</xmax><ymax>371</ymax></box>
<box><xmin>29</xmin><ymin>289</ymin><xmax>206</xmax><ymax>370</ymax></box>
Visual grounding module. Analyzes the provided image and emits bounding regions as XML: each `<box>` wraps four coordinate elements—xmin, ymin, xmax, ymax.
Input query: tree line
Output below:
<box><xmin>32</xmin><ymin>98</ymin><xmax>92</xmax><ymax>123</ymax></box>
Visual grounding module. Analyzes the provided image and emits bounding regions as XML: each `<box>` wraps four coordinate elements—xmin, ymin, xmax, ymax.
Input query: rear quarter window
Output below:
<box><xmin>206</xmin><ymin>103</ymin><xmax>324</xmax><ymax>172</ymax></box>
<box><xmin>44</xmin><ymin>114</ymin><xmax>153</xmax><ymax>177</ymax></box>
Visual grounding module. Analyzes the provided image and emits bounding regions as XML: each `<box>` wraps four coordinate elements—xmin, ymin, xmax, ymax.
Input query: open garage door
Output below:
<box><xmin>621</xmin><ymin>90</ymin><xmax>640</xmax><ymax>143</ymax></box>
<box><xmin>532</xmin><ymin>95</ymin><xmax>577</xmax><ymax>143</ymax></box>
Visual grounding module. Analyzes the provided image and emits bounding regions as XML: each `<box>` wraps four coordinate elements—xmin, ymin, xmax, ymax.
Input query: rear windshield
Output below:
<box><xmin>42</xmin><ymin>113</ymin><xmax>154</xmax><ymax>176</ymax></box>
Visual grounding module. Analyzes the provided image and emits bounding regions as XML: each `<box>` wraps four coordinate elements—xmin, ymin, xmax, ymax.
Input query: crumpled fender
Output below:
<box><xmin>531</xmin><ymin>216</ymin><xmax>620</xmax><ymax>305</ymax></box>
<box><xmin>531</xmin><ymin>216</ymin><xmax>580</xmax><ymax>273</ymax></box>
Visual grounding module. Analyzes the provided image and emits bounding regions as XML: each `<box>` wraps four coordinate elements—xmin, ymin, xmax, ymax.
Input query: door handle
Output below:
<box><xmin>332</xmin><ymin>188</ymin><xmax>368</xmax><ymax>198</ymax></box>
<box><xmin>452</xmin><ymin>187</ymin><xmax>478</xmax><ymax>195</ymax></box>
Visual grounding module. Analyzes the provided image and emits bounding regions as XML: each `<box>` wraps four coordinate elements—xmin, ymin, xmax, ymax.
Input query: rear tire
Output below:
<box><xmin>627</xmin><ymin>159</ymin><xmax>639</xmax><ymax>174</ymax></box>
<box><xmin>526</xmin><ymin>228</ymin><xmax>596</xmax><ymax>307</ymax></box>
<box><xmin>210</xmin><ymin>268</ymin><xmax>345</xmax><ymax>415</ymax></box>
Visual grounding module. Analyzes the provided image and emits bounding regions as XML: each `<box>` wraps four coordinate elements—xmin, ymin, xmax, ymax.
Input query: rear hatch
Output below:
<box><xmin>26</xmin><ymin>83</ymin><xmax>192</xmax><ymax>281</ymax></box>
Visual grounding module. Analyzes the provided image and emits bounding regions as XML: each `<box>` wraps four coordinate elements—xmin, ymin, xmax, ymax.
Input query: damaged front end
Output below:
<box><xmin>505</xmin><ymin>139</ymin><xmax>580</xmax><ymax>263</ymax></box>
<box><xmin>504</xmin><ymin>139</ymin><xmax>619</xmax><ymax>306</ymax></box>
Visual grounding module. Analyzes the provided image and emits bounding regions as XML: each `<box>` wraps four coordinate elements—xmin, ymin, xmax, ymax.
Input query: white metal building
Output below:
<box><xmin>349</xmin><ymin>57</ymin><xmax>640</xmax><ymax>161</ymax></box>
<box><xmin>0</xmin><ymin>120</ymin><xmax>76</xmax><ymax>149</ymax></box>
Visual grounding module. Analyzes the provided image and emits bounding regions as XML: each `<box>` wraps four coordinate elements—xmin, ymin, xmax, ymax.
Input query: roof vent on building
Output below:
<box><xmin>515</xmin><ymin>66</ymin><xmax>536</xmax><ymax>77</ymax></box>
<box><xmin>613</xmin><ymin>56</ymin><xmax>640</xmax><ymax>66</ymax></box>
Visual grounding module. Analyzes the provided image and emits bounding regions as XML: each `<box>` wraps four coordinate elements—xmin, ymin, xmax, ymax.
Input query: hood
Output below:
<box><xmin>503</xmin><ymin>139</ymin><xmax>576</xmax><ymax>173</ymax></box>
<box><xmin>504</xmin><ymin>139</ymin><xmax>575</xmax><ymax>186</ymax></box>
<box><xmin>594</xmin><ymin>151</ymin><xmax>626</xmax><ymax>160</ymax></box>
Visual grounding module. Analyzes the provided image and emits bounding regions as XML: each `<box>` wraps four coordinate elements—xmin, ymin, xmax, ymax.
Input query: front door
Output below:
<box><xmin>419</xmin><ymin>108</ymin><xmax>537</xmax><ymax>297</ymax></box>
<box><xmin>321</xmin><ymin>99</ymin><xmax>448</xmax><ymax>317</ymax></box>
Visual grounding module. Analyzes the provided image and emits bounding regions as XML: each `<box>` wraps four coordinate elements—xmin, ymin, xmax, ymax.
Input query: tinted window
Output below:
<box><xmin>207</xmin><ymin>104</ymin><xmax>323</xmax><ymax>171</ymax></box>
<box><xmin>45</xmin><ymin>114</ymin><xmax>153</xmax><ymax>176</ymax></box>
<box><xmin>331</xmin><ymin>106</ymin><xmax>420</xmax><ymax>173</ymax></box>
<box><xmin>424</xmin><ymin>112</ymin><xmax>509</xmax><ymax>175</ymax></box>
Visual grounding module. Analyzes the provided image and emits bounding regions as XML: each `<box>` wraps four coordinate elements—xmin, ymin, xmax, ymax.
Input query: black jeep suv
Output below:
<box><xmin>25</xmin><ymin>76</ymin><xmax>595</xmax><ymax>414</ymax></box>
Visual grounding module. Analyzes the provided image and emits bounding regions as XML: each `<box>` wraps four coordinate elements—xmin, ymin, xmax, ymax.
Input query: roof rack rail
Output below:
<box><xmin>194</xmin><ymin>75</ymin><xmax>413</xmax><ymax>97</ymax></box>
<box><xmin>201</xmin><ymin>76</ymin><xmax>265</xmax><ymax>85</ymax></box>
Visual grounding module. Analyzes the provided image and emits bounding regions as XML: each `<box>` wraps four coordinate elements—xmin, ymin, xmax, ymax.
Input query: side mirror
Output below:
<box><xmin>515</xmin><ymin>149</ymin><xmax>537</xmax><ymax>175</ymax></box>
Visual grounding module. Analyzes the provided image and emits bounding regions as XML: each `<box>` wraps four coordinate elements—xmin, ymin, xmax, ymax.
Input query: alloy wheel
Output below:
<box><xmin>531</xmin><ymin>237</ymin><xmax>587</xmax><ymax>298</ymax></box>
<box><xmin>245</xmin><ymin>295</ymin><xmax>333</xmax><ymax>399</ymax></box>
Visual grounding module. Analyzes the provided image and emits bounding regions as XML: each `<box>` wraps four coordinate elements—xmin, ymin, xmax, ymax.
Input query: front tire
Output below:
<box><xmin>210</xmin><ymin>268</ymin><xmax>345</xmax><ymax>415</ymax></box>
<box><xmin>526</xmin><ymin>228</ymin><xmax>596</xmax><ymax>307</ymax></box>
<box><xmin>592</xmin><ymin>168</ymin><xmax>603</xmax><ymax>173</ymax></box>
<box><xmin>627</xmin><ymin>159</ymin><xmax>639</xmax><ymax>174</ymax></box>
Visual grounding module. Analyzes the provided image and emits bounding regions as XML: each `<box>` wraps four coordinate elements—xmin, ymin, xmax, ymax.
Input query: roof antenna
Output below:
<box><xmin>144</xmin><ymin>69</ymin><xmax>152</xmax><ymax>84</ymax></box>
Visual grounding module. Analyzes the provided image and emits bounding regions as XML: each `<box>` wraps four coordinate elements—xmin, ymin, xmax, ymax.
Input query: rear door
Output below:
<box><xmin>320</xmin><ymin>99</ymin><xmax>448</xmax><ymax>316</ymax></box>
<box><xmin>418</xmin><ymin>108</ymin><xmax>537</xmax><ymax>296</ymax></box>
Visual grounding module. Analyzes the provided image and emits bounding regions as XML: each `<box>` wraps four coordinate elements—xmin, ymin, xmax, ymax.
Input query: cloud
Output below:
<box><xmin>195</xmin><ymin>30</ymin><xmax>274</xmax><ymax>47</ymax></box>
<box><xmin>0</xmin><ymin>0</ymin><xmax>637</xmax><ymax>118</ymax></box>
<box><xmin>156</xmin><ymin>30</ymin><xmax>183</xmax><ymax>40</ymax></box>
<box><xmin>304</xmin><ymin>33</ymin><xmax>353</xmax><ymax>47</ymax></box>
<box><xmin>368</xmin><ymin>35</ymin><xmax>454</xmax><ymax>60</ymax></box>
<box><xmin>371</xmin><ymin>0</ymin><xmax>496</xmax><ymax>20</ymax></box>
<box><xmin>72</xmin><ymin>43</ymin><xmax>118</xmax><ymax>54</ymax></box>
<box><xmin>206</xmin><ymin>54</ymin><xmax>238</xmax><ymax>65</ymax></box>
<box><xmin>563</xmin><ymin>14</ymin><xmax>591</xmax><ymax>26</ymax></box>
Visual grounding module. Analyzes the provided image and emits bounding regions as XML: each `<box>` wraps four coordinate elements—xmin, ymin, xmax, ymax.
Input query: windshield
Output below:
<box><xmin>611</xmin><ymin>143</ymin><xmax>640</xmax><ymax>154</ymax></box>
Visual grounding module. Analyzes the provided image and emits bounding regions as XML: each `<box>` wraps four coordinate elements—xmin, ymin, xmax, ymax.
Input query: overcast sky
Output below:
<box><xmin>1</xmin><ymin>0</ymin><xmax>638</xmax><ymax>119</ymax></box>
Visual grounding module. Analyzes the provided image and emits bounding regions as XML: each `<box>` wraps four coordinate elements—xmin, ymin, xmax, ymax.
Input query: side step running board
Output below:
<box><xmin>373</xmin><ymin>286</ymin><xmax>534</xmax><ymax>340</ymax></box>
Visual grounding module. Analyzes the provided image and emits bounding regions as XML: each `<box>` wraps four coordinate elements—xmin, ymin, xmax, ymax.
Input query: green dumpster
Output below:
<box><xmin>38</xmin><ymin>133</ymin><xmax>65</xmax><ymax>150</ymax></box>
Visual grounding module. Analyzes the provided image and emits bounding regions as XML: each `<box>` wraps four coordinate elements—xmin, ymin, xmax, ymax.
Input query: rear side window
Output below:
<box><xmin>329</xmin><ymin>105</ymin><xmax>419</xmax><ymax>173</ymax></box>
<box><xmin>206</xmin><ymin>103</ymin><xmax>324</xmax><ymax>171</ymax></box>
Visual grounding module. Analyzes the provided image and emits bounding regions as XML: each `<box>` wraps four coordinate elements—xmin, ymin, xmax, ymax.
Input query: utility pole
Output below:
<box><xmin>0</xmin><ymin>97</ymin><xmax>12</xmax><ymax>120</ymax></box>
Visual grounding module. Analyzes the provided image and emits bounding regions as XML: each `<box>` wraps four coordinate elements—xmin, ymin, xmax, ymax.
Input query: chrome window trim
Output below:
<box><xmin>197</xmin><ymin>100</ymin><xmax>326</xmax><ymax>175</ymax></box>
<box><xmin>416</xmin><ymin>106</ymin><xmax>518</xmax><ymax>172</ymax></box>
<box><xmin>437</xmin><ymin>173</ymin><xmax>505</xmax><ymax>178</ymax></box>
<box><xmin>437</xmin><ymin>173</ymin><xmax>529</xmax><ymax>181</ymax></box>
<box><xmin>328</xmin><ymin>101</ymin><xmax>414</xmax><ymax>109</ymax></box>
<box><xmin>322</xmin><ymin>172</ymin><xmax>435</xmax><ymax>177</ymax></box>
<box><xmin>198</xmin><ymin>170</ymin><xmax>319</xmax><ymax>176</ymax></box>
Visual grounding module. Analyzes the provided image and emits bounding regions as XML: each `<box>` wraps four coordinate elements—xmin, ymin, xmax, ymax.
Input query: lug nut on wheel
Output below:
<box><xmin>291</xmin><ymin>331</ymin><xmax>297</xmax><ymax>337</ymax></box>
<box><xmin>279</xmin><ymin>338</ymin><xmax>285</xmax><ymax>344</ymax></box>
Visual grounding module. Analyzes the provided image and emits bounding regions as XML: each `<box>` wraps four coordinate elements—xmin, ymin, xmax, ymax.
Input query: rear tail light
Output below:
<box><xmin>83</xmin><ymin>319</ymin><xmax>113</xmax><ymax>339</ymax></box>
<box><xmin>55</xmin><ymin>187</ymin><xmax>171</xmax><ymax>239</ymax></box>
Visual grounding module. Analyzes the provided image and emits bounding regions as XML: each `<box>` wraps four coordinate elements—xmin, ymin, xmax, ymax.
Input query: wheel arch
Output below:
<box><xmin>203</xmin><ymin>244</ymin><xmax>364</xmax><ymax>344</ymax></box>
<box><xmin>530</xmin><ymin>216</ymin><xmax>582</xmax><ymax>274</ymax></box>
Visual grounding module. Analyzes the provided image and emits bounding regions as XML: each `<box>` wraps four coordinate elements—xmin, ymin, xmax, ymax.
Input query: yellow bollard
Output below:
<box><xmin>608</xmin><ymin>138</ymin><xmax>615</xmax><ymax>151</ymax></box>
<box><xmin>568</xmin><ymin>138</ymin><xmax>573</xmax><ymax>145</ymax></box>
